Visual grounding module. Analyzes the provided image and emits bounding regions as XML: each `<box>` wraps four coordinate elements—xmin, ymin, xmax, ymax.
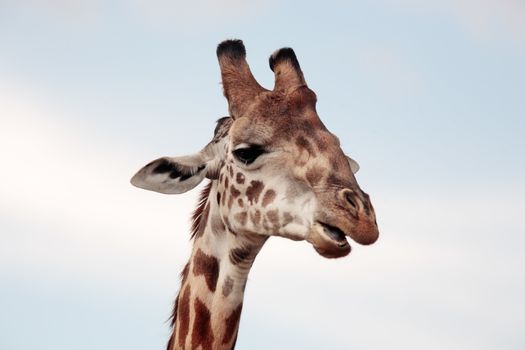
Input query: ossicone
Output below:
<box><xmin>269</xmin><ymin>48</ymin><xmax>300</xmax><ymax>72</ymax></box>
<box><xmin>216</xmin><ymin>39</ymin><xmax>265</xmax><ymax>118</ymax></box>
<box><xmin>269</xmin><ymin>47</ymin><xmax>306</xmax><ymax>92</ymax></box>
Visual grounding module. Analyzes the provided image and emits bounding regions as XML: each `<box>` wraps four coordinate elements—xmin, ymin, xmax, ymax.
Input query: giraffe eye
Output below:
<box><xmin>232</xmin><ymin>145</ymin><xmax>266</xmax><ymax>165</ymax></box>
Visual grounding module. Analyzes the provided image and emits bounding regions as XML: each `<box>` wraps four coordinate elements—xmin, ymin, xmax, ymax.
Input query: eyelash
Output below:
<box><xmin>232</xmin><ymin>145</ymin><xmax>266</xmax><ymax>165</ymax></box>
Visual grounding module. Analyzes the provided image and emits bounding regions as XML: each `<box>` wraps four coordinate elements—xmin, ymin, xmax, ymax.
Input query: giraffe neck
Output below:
<box><xmin>168</xmin><ymin>182</ymin><xmax>267</xmax><ymax>350</ymax></box>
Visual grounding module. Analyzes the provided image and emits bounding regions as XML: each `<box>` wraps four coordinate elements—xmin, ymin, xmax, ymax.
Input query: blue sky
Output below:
<box><xmin>1</xmin><ymin>1</ymin><xmax>524</xmax><ymax>349</ymax></box>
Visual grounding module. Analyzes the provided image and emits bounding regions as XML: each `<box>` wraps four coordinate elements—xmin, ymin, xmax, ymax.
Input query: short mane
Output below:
<box><xmin>190</xmin><ymin>181</ymin><xmax>212</xmax><ymax>239</ymax></box>
<box><xmin>166</xmin><ymin>181</ymin><xmax>213</xmax><ymax>349</ymax></box>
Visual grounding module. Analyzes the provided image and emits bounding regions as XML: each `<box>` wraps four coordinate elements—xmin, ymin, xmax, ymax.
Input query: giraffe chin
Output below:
<box><xmin>307</xmin><ymin>222</ymin><xmax>352</xmax><ymax>259</ymax></box>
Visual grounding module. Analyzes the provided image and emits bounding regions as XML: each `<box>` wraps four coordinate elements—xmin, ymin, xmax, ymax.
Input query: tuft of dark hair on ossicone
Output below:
<box><xmin>269</xmin><ymin>47</ymin><xmax>301</xmax><ymax>72</ymax></box>
<box><xmin>216</xmin><ymin>39</ymin><xmax>246</xmax><ymax>60</ymax></box>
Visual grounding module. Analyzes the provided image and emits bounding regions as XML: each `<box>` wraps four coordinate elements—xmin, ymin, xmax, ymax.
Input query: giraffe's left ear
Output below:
<box><xmin>346</xmin><ymin>156</ymin><xmax>360</xmax><ymax>174</ymax></box>
<box><xmin>131</xmin><ymin>117</ymin><xmax>231</xmax><ymax>194</ymax></box>
<box><xmin>130</xmin><ymin>154</ymin><xmax>213</xmax><ymax>194</ymax></box>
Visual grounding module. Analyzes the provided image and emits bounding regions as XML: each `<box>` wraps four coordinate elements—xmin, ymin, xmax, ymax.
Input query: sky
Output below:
<box><xmin>0</xmin><ymin>1</ymin><xmax>524</xmax><ymax>349</ymax></box>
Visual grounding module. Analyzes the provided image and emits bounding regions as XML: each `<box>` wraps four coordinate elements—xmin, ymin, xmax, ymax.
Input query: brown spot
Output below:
<box><xmin>234</xmin><ymin>212</ymin><xmax>247</xmax><ymax>226</ymax></box>
<box><xmin>229</xmin><ymin>166</ymin><xmax>234</xmax><ymax>177</ymax></box>
<box><xmin>219</xmin><ymin>173</ymin><xmax>224</xmax><ymax>184</ymax></box>
<box><xmin>262</xmin><ymin>189</ymin><xmax>276</xmax><ymax>207</ymax></box>
<box><xmin>216</xmin><ymin>192</ymin><xmax>221</xmax><ymax>205</ymax></box>
<box><xmin>211</xmin><ymin>215</ymin><xmax>226</xmax><ymax>233</ymax></box>
<box><xmin>229</xmin><ymin>246</ymin><xmax>252</xmax><ymax>265</ymax></box>
<box><xmin>229</xmin><ymin>185</ymin><xmax>241</xmax><ymax>209</ymax></box>
<box><xmin>266</xmin><ymin>209</ymin><xmax>279</xmax><ymax>228</ymax></box>
<box><xmin>306</xmin><ymin>166</ymin><xmax>324</xmax><ymax>187</ymax></box>
<box><xmin>230</xmin><ymin>185</ymin><xmax>240</xmax><ymax>198</ymax></box>
<box><xmin>192</xmin><ymin>298</ymin><xmax>214</xmax><ymax>350</ymax></box>
<box><xmin>222</xmin><ymin>191</ymin><xmax>227</xmax><ymax>206</ymax></box>
<box><xmin>225</xmin><ymin>176</ymin><xmax>229</xmax><ymax>190</ymax></box>
<box><xmin>246</xmin><ymin>180</ymin><xmax>264</xmax><ymax>204</ymax></box>
<box><xmin>316</xmin><ymin>130</ymin><xmax>333</xmax><ymax>152</ymax></box>
<box><xmin>222</xmin><ymin>303</ymin><xmax>243</xmax><ymax>345</ymax></box>
<box><xmin>222</xmin><ymin>276</ymin><xmax>234</xmax><ymax>297</ymax></box>
<box><xmin>238</xmin><ymin>198</ymin><xmax>244</xmax><ymax>207</ymax></box>
<box><xmin>236</xmin><ymin>172</ymin><xmax>245</xmax><ymax>184</ymax></box>
<box><xmin>283</xmin><ymin>212</ymin><xmax>294</xmax><ymax>226</ymax></box>
<box><xmin>177</xmin><ymin>286</ymin><xmax>191</xmax><ymax>348</ymax></box>
<box><xmin>296</xmin><ymin>135</ymin><xmax>316</xmax><ymax>157</ymax></box>
<box><xmin>262</xmin><ymin>216</ymin><xmax>270</xmax><ymax>231</ymax></box>
<box><xmin>250</xmin><ymin>210</ymin><xmax>261</xmax><ymax>226</ymax></box>
<box><xmin>317</xmin><ymin>140</ymin><xmax>328</xmax><ymax>152</ymax></box>
<box><xmin>193</xmin><ymin>249</ymin><xmax>220</xmax><ymax>292</ymax></box>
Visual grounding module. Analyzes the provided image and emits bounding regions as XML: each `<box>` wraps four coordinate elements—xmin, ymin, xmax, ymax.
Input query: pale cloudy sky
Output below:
<box><xmin>1</xmin><ymin>1</ymin><xmax>524</xmax><ymax>349</ymax></box>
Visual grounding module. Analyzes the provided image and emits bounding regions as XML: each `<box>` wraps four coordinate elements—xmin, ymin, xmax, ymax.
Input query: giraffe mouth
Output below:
<box><xmin>307</xmin><ymin>222</ymin><xmax>351</xmax><ymax>259</ymax></box>
<box><xmin>320</xmin><ymin>223</ymin><xmax>348</xmax><ymax>246</ymax></box>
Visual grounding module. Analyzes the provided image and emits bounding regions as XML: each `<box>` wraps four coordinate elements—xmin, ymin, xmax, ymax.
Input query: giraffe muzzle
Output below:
<box><xmin>338</xmin><ymin>189</ymin><xmax>379</xmax><ymax>245</ymax></box>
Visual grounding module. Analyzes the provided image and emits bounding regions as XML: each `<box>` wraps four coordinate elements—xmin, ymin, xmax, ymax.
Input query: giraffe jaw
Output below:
<box><xmin>307</xmin><ymin>222</ymin><xmax>351</xmax><ymax>259</ymax></box>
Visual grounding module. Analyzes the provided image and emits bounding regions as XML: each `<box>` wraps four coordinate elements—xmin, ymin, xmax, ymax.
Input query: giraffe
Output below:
<box><xmin>131</xmin><ymin>39</ymin><xmax>379</xmax><ymax>350</ymax></box>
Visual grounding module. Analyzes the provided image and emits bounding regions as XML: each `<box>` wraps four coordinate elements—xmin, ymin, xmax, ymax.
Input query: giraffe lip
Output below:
<box><xmin>309</xmin><ymin>222</ymin><xmax>351</xmax><ymax>258</ymax></box>
<box><xmin>319</xmin><ymin>222</ymin><xmax>349</xmax><ymax>247</ymax></box>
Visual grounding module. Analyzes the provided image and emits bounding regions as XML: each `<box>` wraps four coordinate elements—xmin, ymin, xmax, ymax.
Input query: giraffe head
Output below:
<box><xmin>131</xmin><ymin>40</ymin><xmax>378</xmax><ymax>258</ymax></box>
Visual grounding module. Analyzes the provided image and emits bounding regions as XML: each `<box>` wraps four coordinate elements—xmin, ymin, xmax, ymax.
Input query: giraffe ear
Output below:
<box><xmin>130</xmin><ymin>137</ymin><xmax>228</xmax><ymax>194</ymax></box>
<box><xmin>131</xmin><ymin>117</ymin><xmax>231</xmax><ymax>194</ymax></box>
<box><xmin>130</xmin><ymin>155</ymin><xmax>210</xmax><ymax>194</ymax></box>
<box><xmin>346</xmin><ymin>156</ymin><xmax>360</xmax><ymax>174</ymax></box>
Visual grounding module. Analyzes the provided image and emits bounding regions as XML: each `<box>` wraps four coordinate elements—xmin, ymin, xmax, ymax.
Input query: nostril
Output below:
<box><xmin>345</xmin><ymin>192</ymin><xmax>357</xmax><ymax>209</ymax></box>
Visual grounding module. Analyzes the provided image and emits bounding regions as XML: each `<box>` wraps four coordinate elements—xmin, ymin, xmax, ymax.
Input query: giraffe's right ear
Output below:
<box><xmin>346</xmin><ymin>156</ymin><xmax>360</xmax><ymax>174</ymax></box>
